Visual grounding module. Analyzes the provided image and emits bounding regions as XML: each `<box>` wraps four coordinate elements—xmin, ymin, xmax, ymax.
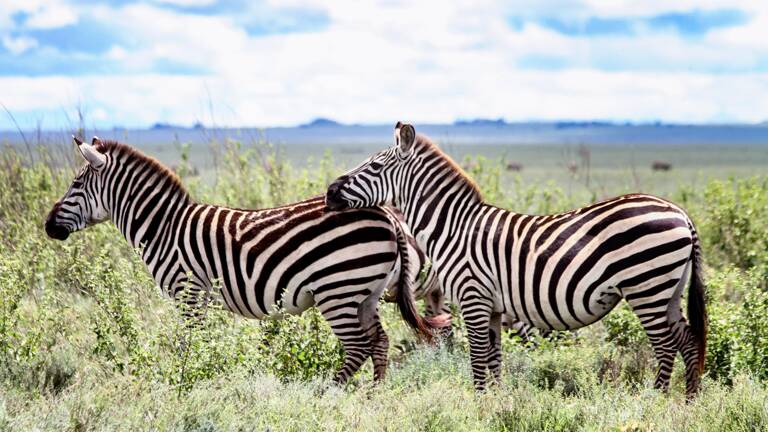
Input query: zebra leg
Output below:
<box><xmin>626</xmin><ymin>299</ymin><xmax>679</xmax><ymax>392</ymax></box>
<box><xmin>675</xmin><ymin>318</ymin><xmax>701</xmax><ymax>399</ymax></box>
<box><xmin>462</xmin><ymin>302</ymin><xmax>494</xmax><ymax>391</ymax></box>
<box><xmin>488</xmin><ymin>311</ymin><xmax>503</xmax><ymax>383</ymax></box>
<box><xmin>317</xmin><ymin>290</ymin><xmax>383</xmax><ymax>385</ymax></box>
<box><xmin>503</xmin><ymin>316</ymin><xmax>538</xmax><ymax>345</ymax></box>
<box><xmin>369</xmin><ymin>319</ymin><xmax>389</xmax><ymax>382</ymax></box>
<box><xmin>324</xmin><ymin>314</ymin><xmax>372</xmax><ymax>385</ymax></box>
<box><xmin>425</xmin><ymin>288</ymin><xmax>454</xmax><ymax>341</ymax></box>
<box><xmin>623</xmin><ymin>259</ymin><xmax>700</xmax><ymax>396</ymax></box>
<box><xmin>171</xmin><ymin>280</ymin><xmax>210</xmax><ymax>353</ymax></box>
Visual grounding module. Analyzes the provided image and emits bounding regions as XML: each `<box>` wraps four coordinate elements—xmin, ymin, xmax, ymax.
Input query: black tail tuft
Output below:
<box><xmin>688</xmin><ymin>229</ymin><xmax>708</xmax><ymax>374</ymax></box>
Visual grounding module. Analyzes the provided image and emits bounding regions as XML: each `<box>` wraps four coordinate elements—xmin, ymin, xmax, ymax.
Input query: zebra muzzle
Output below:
<box><xmin>325</xmin><ymin>178</ymin><xmax>348</xmax><ymax>210</ymax></box>
<box><xmin>44</xmin><ymin>207</ymin><xmax>70</xmax><ymax>241</ymax></box>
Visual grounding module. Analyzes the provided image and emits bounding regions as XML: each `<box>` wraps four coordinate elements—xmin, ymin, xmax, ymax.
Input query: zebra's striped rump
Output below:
<box><xmin>326</xmin><ymin>123</ymin><xmax>708</xmax><ymax>397</ymax></box>
<box><xmin>45</xmin><ymin>136</ymin><xmax>448</xmax><ymax>384</ymax></box>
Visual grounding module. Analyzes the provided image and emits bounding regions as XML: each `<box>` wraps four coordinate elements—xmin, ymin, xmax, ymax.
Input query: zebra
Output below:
<box><xmin>394</xmin><ymin>210</ymin><xmax>544</xmax><ymax>344</ymax></box>
<box><xmin>44</xmin><ymin>136</ymin><xmax>449</xmax><ymax>385</ymax></box>
<box><xmin>325</xmin><ymin>122</ymin><xmax>708</xmax><ymax>397</ymax></box>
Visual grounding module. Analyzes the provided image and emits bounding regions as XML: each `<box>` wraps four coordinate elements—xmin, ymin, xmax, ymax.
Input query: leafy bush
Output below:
<box><xmin>699</xmin><ymin>176</ymin><xmax>768</xmax><ymax>282</ymax></box>
<box><xmin>706</xmin><ymin>268</ymin><xmax>768</xmax><ymax>382</ymax></box>
<box><xmin>602</xmin><ymin>305</ymin><xmax>647</xmax><ymax>349</ymax></box>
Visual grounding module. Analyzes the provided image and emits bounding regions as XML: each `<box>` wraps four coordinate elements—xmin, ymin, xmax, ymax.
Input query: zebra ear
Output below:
<box><xmin>395</xmin><ymin>122</ymin><xmax>416</xmax><ymax>153</ymax></box>
<box><xmin>74</xmin><ymin>136</ymin><xmax>106</xmax><ymax>169</ymax></box>
<box><xmin>91</xmin><ymin>136</ymin><xmax>107</xmax><ymax>153</ymax></box>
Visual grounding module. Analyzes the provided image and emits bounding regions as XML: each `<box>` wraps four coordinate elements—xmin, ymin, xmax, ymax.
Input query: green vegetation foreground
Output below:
<box><xmin>1</xmin><ymin>140</ymin><xmax>768</xmax><ymax>431</ymax></box>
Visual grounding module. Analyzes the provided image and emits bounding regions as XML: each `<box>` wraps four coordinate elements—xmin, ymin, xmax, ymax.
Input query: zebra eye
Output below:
<box><xmin>369</xmin><ymin>161</ymin><xmax>383</xmax><ymax>171</ymax></box>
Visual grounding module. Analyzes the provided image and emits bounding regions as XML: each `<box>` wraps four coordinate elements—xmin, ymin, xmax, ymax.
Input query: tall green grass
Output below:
<box><xmin>1</xmin><ymin>140</ymin><xmax>767</xmax><ymax>431</ymax></box>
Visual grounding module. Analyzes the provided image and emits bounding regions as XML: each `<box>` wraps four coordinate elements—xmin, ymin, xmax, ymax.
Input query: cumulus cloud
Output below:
<box><xmin>2</xmin><ymin>35</ymin><xmax>37</xmax><ymax>55</ymax></box>
<box><xmin>0</xmin><ymin>0</ymin><xmax>767</xmax><ymax>129</ymax></box>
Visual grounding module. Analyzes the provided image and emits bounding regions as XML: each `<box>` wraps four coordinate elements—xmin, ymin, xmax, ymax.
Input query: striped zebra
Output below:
<box><xmin>395</xmin><ymin>214</ymin><xmax>542</xmax><ymax>343</ymax></box>
<box><xmin>44</xmin><ymin>136</ymin><xmax>448</xmax><ymax>384</ymax></box>
<box><xmin>325</xmin><ymin>123</ymin><xmax>708</xmax><ymax>397</ymax></box>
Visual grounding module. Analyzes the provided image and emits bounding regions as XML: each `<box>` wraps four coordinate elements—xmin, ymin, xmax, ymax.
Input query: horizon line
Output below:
<box><xmin>3</xmin><ymin>117</ymin><xmax>768</xmax><ymax>134</ymax></box>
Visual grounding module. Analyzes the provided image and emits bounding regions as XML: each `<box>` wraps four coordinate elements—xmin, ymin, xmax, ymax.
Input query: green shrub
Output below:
<box><xmin>706</xmin><ymin>268</ymin><xmax>768</xmax><ymax>382</ymax></box>
<box><xmin>602</xmin><ymin>304</ymin><xmax>647</xmax><ymax>349</ymax></box>
<box><xmin>699</xmin><ymin>176</ymin><xmax>768</xmax><ymax>281</ymax></box>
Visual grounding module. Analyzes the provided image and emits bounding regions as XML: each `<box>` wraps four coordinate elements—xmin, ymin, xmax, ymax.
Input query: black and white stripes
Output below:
<box><xmin>45</xmin><ymin>136</ymin><xmax>446</xmax><ymax>384</ymax></box>
<box><xmin>326</xmin><ymin>122</ymin><xmax>707</xmax><ymax>396</ymax></box>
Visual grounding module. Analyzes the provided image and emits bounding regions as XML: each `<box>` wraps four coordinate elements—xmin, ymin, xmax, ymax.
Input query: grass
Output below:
<box><xmin>3</xmin><ymin>342</ymin><xmax>767</xmax><ymax>431</ymax></box>
<box><xmin>1</xmin><ymin>136</ymin><xmax>767</xmax><ymax>431</ymax></box>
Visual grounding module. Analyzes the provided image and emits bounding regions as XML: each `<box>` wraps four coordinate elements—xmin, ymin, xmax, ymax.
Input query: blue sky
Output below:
<box><xmin>1</xmin><ymin>0</ymin><xmax>767</xmax><ymax>129</ymax></box>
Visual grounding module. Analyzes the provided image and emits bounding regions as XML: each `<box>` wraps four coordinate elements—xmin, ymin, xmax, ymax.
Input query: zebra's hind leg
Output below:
<box><xmin>626</xmin><ymin>296</ymin><xmax>679</xmax><ymax>393</ymax></box>
<box><xmin>503</xmin><ymin>317</ymin><xmax>540</xmax><ymax>346</ymax></box>
<box><xmin>319</xmin><ymin>304</ymin><xmax>373</xmax><ymax>386</ymax></box>
<box><xmin>487</xmin><ymin>312</ymin><xmax>503</xmax><ymax>383</ymax></box>
<box><xmin>369</xmin><ymin>319</ymin><xmax>389</xmax><ymax>382</ymax></box>
<box><xmin>675</xmin><ymin>318</ymin><xmax>702</xmax><ymax>399</ymax></box>
<box><xmin>633</xmin><ymin>309</ymin><xmax>701</xmax><ymax>398</ymax></box>
<box><xmin>647</xmin><ymin>317</ymin><xmax>678</xmax><ymax>392</ymax></box>
<box><xmin>623</xmin><ymin>257</ymin><xmax>701</xmax><ymax>397</ymax></box>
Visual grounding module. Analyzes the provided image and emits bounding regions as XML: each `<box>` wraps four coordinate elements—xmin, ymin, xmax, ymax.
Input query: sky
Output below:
<box><xmin>1</xmin><ymin>0</ymin><xmax>767</xmax><ymax>130</ymax></box>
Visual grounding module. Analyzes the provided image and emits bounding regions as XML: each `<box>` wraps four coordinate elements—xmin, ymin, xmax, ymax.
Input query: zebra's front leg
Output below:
<box><xmin>462</xmin><ymin>302</ymin><xmax>494</xmax><ymax>391</ymax></box>
<box><xmin>171</xmin><ymin>281</ymin><xmax>209</xmax><ymax>354</ymax></box>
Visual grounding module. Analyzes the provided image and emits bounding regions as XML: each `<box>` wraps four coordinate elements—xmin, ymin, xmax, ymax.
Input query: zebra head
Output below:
<box><xmin>45</xmin><ymin>136</ymin><xmax>110</xmax><ymax>240</ymax></box>
<box><xmin>326</xmin><ymin>121</ymin><xmax>416</xmax><ymax>210</ymax></box>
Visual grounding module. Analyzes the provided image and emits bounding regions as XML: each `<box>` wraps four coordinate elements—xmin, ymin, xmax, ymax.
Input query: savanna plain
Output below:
<box><xmin>1</xmin><ymin>135</ymin><xmax>767</xmax><ymax>431</ymax></box>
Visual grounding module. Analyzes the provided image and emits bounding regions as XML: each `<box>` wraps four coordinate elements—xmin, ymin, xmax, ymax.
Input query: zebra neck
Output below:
<box><xmin>400</xmin><ymin>172</ymin><xmax>484</xmax><ymax>258</ymax></box>
<box><xmin>109</xmin><ymin>172</ymin><xmax>190</xmax><ymax>260</ymax></box>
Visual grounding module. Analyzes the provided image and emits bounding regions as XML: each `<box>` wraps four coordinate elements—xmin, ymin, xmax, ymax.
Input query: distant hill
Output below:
<box><xmin>299</xmin><ymin>118</ymin><xmax>342</xmax><ymax>128</ymax></box>
<box><xmin>150</xmin><ymin>122</ymin><xmax>182</xmax><ymax>130</ymax></box>
<box><xmin>454</xmin><ymin>118</ymin><xmax>507</xmax><ymax>127</ymax></box>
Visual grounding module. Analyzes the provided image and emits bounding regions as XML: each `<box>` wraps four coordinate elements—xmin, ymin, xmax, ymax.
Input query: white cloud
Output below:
<box><xmin>21</xmin><ymin>1</ymin><xmax>78</xmax><ymax>29</ymax></box>
<box><xmin>152</xmin><ymin>0</ymin><xmax>218</xmax><ymax>6</ymax></box>
<box><xmin>571</xmin><ymin>0</ymin><xmax>767</xmax><ymax>17</ymax></box>
<box><xmin>1</xmin><ymin>0</ymin><xmax>768</xmax><ymax>128</ymax></box>
<box><xmin>3</xmin><ymin>69</ymin><xmax>767</xmax><ymax>130</ymax></box>
<box><xmin>2</xmin><ymin>35</ymin><xmax>38</xmax><ymax>54</ymax></box>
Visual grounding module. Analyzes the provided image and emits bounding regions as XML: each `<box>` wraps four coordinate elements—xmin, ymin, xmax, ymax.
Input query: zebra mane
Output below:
<box><xmin>99</xmin><ymin>140</ymin><xmax>191</xmax><ymax>202</ymax></box>
<box><xmin>414</xmin><ymin>134</ymin><xmax>482</xmax><ymax>201</ymax></box>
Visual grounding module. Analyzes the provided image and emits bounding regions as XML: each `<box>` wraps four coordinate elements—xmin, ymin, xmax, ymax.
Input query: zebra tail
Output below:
<box><xmin>391</xmin><ymin>220</ymin><xmax>450</xmax><ymax>343</ymax></box>
<box><xmin>688</xmin><ymin>227</ymin><xmax>708</xmax><ymax>374</ymax></box>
